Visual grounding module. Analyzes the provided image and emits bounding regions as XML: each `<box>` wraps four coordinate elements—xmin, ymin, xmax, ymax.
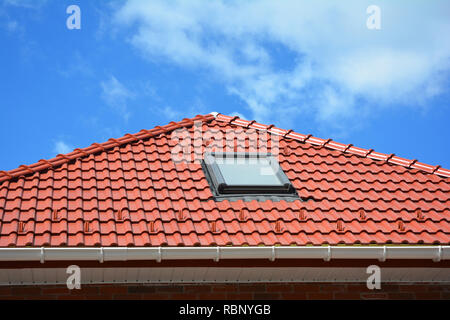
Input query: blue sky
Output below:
<box><xmin>0</xmin><ymin>0</ymin><xmax>449</xmax><ymax>171</ymax></box>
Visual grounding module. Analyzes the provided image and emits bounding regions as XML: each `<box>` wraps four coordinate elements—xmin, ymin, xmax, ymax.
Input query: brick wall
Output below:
<box><xmin>0</xmin><ymin>283</ymin><xmax>449</xmax><ymax>300</ymax></box>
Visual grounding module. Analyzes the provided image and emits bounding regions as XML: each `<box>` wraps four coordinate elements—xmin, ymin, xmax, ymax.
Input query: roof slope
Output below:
<box><xmin>0</xmin><ymin>113</ymin><xmax>449</xmax><ymax>247</ymax></box>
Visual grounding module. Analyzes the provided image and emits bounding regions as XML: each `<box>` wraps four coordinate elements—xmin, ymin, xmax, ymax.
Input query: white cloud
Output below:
<box><xmin>161</xmin><ymin>106</ymin><xmax>182</xmax><ymax>119</ymax></box>
<box><xmin>114</xmin><ymin>0</ymin><xmax>450</xmax><ymax>129</ymax></box>
<box><xmin>54</xmin><ymin>140</ymin><xmax>72</xmax><ymax>155</ymax></box>
<box><xmin>100</xmin><ymin>76</ymin><xmax>134</xmax><ymax>121</ymax></box>
<box><xmin>159</xmin><ymin>100</ymin><xmax>209</xmax><ymax>120</ymax></box>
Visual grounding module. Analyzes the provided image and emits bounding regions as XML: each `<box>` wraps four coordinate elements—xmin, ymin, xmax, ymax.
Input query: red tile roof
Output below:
<box><xmin>0</xmin><ymin>113</ymin><xmax>449</xmax><ymax>247</ymax></box>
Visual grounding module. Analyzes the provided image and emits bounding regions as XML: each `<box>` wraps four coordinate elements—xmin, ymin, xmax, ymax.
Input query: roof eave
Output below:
<box><xmin>0</xmin><ymin>245</ymin><xmax>448</xmax><ymax>263</ymax></box>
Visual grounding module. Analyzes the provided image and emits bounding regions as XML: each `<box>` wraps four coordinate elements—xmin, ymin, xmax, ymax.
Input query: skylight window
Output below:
<box><xmin>202</xmin><ymin>152</ymin><xmax>297</xmax><ymax>196</ymax></box>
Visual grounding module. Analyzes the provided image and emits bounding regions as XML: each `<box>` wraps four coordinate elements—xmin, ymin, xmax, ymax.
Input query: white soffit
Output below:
<box><xmin>0</xmin><ymin>267</ymin><xmax>449</xmax><ymax>286</ymax></box>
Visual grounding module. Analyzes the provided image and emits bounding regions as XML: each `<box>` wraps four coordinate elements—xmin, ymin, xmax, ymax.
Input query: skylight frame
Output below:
<box><xmin>202</xmin><ymin>152</ymin><xmax>296</xmax><ymax>196</ymax></box>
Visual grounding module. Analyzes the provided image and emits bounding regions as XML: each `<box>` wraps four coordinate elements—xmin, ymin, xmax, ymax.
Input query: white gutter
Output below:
<box><xmin>0</xmin><ymin>246</ymin><xmax>448</xmax><ymax>263</ymax></box>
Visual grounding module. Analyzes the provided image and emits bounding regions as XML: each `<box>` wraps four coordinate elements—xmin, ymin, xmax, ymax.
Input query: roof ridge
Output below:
<box><xmin>214</xmin><ymin>113</ymin><xmax>450</xmax><ymax>179</ymax></box>
<box><xmin>0</xmin><ymin>114</ymin><xmax>215</xmax><ymax>184</ymax></box>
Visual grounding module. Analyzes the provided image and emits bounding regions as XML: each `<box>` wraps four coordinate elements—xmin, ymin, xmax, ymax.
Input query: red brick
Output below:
<box><xmin>155</xmin><ymin>285</ymin><xmax>184</xmax><ymax>293</ymax></box>
<box><xmin>253</xmin><ymin>293</ymin><xmax>280</xmax><ymax>300</ymax></box>
<box><xmin>266</xmin><ymin>284</ymin><xmax>293</xmax><ymax>293</ymax></box>
<box><xmin>415</xmin><ymin>292</ymin><xmax>441</xmax><ymax>300</ymax></box>
<box><xmin>398</xmin><ymin>285</ymin><xmax>428</xmax><ymax>292</ymax></box>
<box><xmin>24</xmin><ymin>295</ymin><xmax>56</xmax><ymax>300</ymax></box>
<box><xmin>388</xmin><ymin>292</ymin><xmax>415</xmax><ymax>300</ymax></box>
<box><xmin>320</xmin><ymin>285</ymin><xmax>345</xmax><ymax>292</ymax></box>
<box><xmin>346</xmin><ymin>284</ymin><xmax>370</xmax><ymax>292</ymax></box>
<box><xmin>99</xmin><ymin>286</ymin><xmax>129</xmax><ymax>294</ymax></box>
<box><xmin>281</xmin><ymin>293</ymin><xmax>308</xmax><ymax>300</ymax></box>
<box><xmin>169</xmin><ymin>293</ymin><xmax>197</xmax><ymax>300</ymax></box>
<box><xmin>426</xmin><ymin>285</ymin><xmax>449</xmax><ymax>292</ymax></box>
<box><xmin>227</xmin><ymin>293</ymin><xmax>253</xmax><ymax>300</ymax></box>
<box><xmin>333</xmin><ymin>293</ymin><xmax>361</xmax><ymax>300</ymax></box>
<box><xmin>198</xmin><ymin>293</ymin><xmax>227</xmax><ymax>300</ymax></box>
<box><xmin>0</xmin><ymin>287</ymin><xmax>12</xmax><ymax>295</ymax></box>
<box><xmin>2</xmin><ymin>282</ymin><xmax>449</xmax><ymax>300</ymax></box>
<box><xmin>379</xmin><ymin>284</ymin><xmax>399</xmax><ymax>292</ymax></box>
<box><xmin>239</xmin><ymin>284</ymin><xmax>266</xmax><ymax>292</ymax></box>
<box><xmin>307</xmin><ymin>292</ymin><xmax>333</xmax><ymax>300</ymax></box>
<box><xmin>85</xmin><ymin>295</ymin><xmax>113</xmax><ymax>300</ymax></box>
<box><xmin>127</xmin><ymin>286</ymin><xmax>157</xmax><ymax>294</ymax></box>
<box><xmin>112</xmin><ymin>294</ymin><xmax>142</xmax><ymax>300</ymax></box>
<box><xmin>360</xmin><ymin>293</ymin><xmax>388</xmax><ymax>300</ymax></box>
<box><xmin>184</xmin><ymin>285</ymin><xmax>212</xmax><ymax>293</ymax></box>
<box><xmin>292</xmin><ymin>284</ymin><xmax>321</xmax><ymax>292</ymax></box>
<box><xmin>440</xmin><ymin>292</ymin><xmax>450</xmax><ymax>299</ymax></box>
<box><xmin>0</xmin><ymin>296</ymin><xmax>25</xmax><ymax>300</ymax></box>
<box><xmin>11</xmin><ymin>287</ymin><xmax>41</xmax><ymax>295</ymax></box>
<box><xmin>141</xmin><ymin>293</ymin><xmax>170</xmax><ymax>300</ymax></box>
<box><xmin>42</xmin><ymin>287</ymin><xmax>71</xmax><ymax>295</ymax></box>
<box><xmin>68</xmin><ymin>287</ymin><xmax>99</xmax><ymax>295</ymax></box>
<box><xmin>212</xmin><ymin>285</ymin><xmax>238</xmax><ymax>292</ymax></box>
<box><xmin>351</xmin><ymin>290</ymin><xmax>374</xmax><ymax>296</ymax></box>
<box><xmin>57</xmin><ymin>295</ymin><xmax>85</xmax><ymax>300</ymax></box>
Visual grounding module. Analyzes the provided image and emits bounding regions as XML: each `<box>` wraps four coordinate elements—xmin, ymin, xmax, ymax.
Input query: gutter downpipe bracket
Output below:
<box><xmin>323</xmin><ymin>246</ymin><xmax>331</xmax><ymax>262</ymax></box>
<box><xmin>157</xmin><ymin>247</ymin><xmax>162</xmax><ymax>263</ymax></box>
<box><xmin>378</xmin><ymin>246</ymin><xmax>387</xmax><ymax>262</ymax></box>
<box><xmin>270</xmin><ymin>246</ymin><xmax>276</xmax><ymax>262</ymax></box>
<box><xmin>214</xmin><ymin>247</ymin><xmax>220</xmax><ymax>262</ymax></box>
<box><xmin>40</xmin><ymin>247</ymin><xmax>45</xmax><ymax>264</ymax></box>
<box><xmin>433</xmin><ymin>245</ymin><xmax>443</xmax><ymax>262</ymax></box>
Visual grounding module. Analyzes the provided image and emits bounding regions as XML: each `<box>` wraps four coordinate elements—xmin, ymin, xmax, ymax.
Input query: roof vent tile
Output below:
<box><xmin>149</xmin><ymin>221</ymin><xmax>157</xmax><ymax>233</ymax></box>
<box><xmin>416</xmin><ymin>209</ymin><xmax>425</xmax><ymax>221</ymax></box>
<box><xmin>210</xmin><ymin>221</ymin><xmax>219</xmax><ymax>233</ymax></box>
<box><xmin>239</xmin><ymin>209</ymin><xmax>246</xmax><ymax>222</ymax></box>
<box><xmin>18</xmin><ymin>222</ymin><xmax>26</xmax><ymax>233</ymax></box>
<box><xmin>299</xmin><ymin>209</ymin><xmax>306</xmax><ymax>221</ymax></box>
<box><xmin>84</xmin><ymin>221</ymin><xmax>90</xmax><ymax>233</ymax></box>
<box><xmin>52</xmin><ymin>209</ymin><xmax>59</xmax><ymax>221</ymax></box>
<box><xmin>275</xmin><ymin>220</ymin><xmax>283</xmax><ymax>233</ymax></box>
<box><xmin>117</xmin><ymin>209</ymin><xmax>124</xmax><ymax>221</ymax></box>
<box><xmin>337</xmin><ymin>220</ymin><xmax>345</xmax><ymax>233</ymax></box>
<box><xmin>178</xmin><ymin>210</ymin><xmax>185</xmax><ymax>221</ymax></box>
<box><xmin>398</xmin><ymin>220</ymin><xmax>406</xmax><ymax>232</ymax></box>
<box><xmin>359</xmin><ymin>209</ymin><xmax>366</xmax><ymax>221</ymax></box>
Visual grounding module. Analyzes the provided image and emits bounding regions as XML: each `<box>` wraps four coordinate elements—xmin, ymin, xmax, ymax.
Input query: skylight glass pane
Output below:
<box><xmin>215</xmin><ymin>157</ymin><xmax>283</xmax><ymax>186</ymax></box>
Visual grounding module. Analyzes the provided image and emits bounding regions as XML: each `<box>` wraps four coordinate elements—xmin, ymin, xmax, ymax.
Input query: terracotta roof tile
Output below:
<box><xmin>0</xmin><ymin>113</ymin><xmax>449</xmax><ymax>247</ymax></box>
